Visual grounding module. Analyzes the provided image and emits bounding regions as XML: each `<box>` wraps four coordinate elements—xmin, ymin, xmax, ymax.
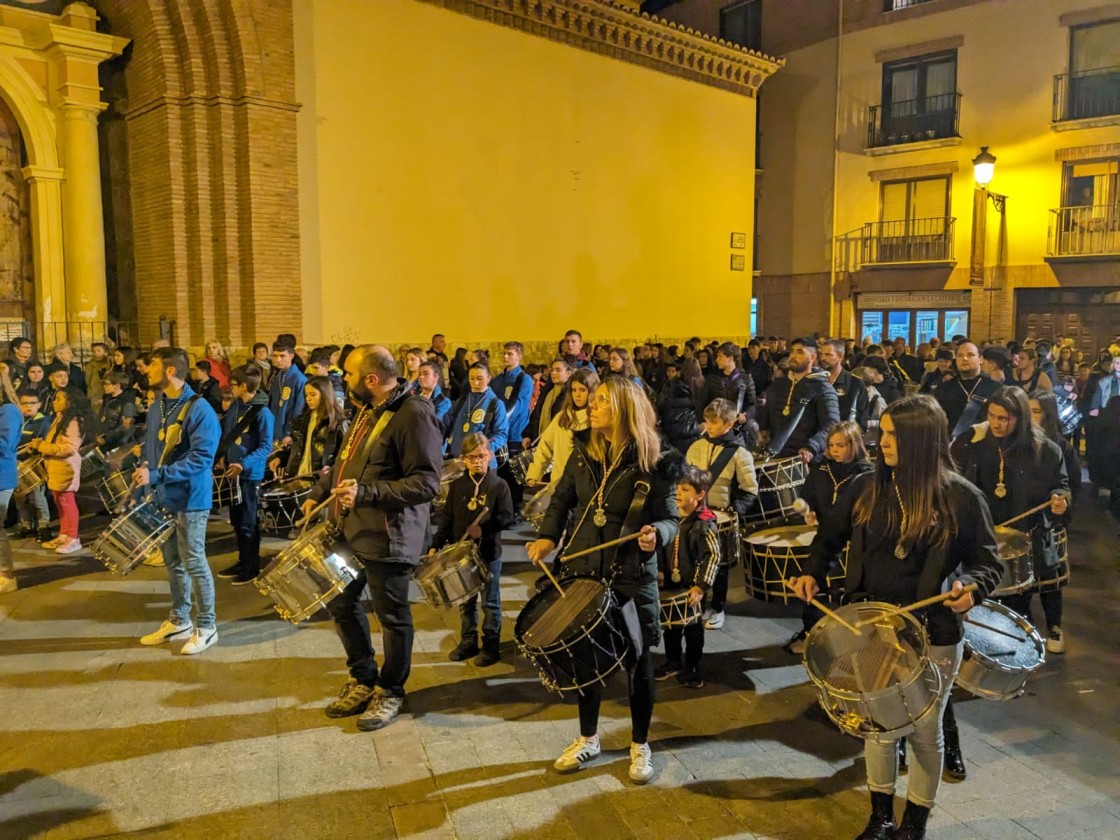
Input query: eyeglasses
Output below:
<box><xmin>462</xmin><ymin>452</ymin><xmax>490</xmax><ymax>462</ymax></box>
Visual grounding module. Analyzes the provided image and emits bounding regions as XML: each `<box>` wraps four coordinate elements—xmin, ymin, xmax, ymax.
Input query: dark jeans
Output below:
<box><xmin>578</xmin><ymin>645</ymin><xmax>655</xmax><ymax>744</ymax></box>
<box><xmin>663</xmin><ymin>621</ymin><xmax>704</xmax><ymax>674</ymax></box>
<box><xmin>229</xmin><ymin>476</ymin><xmax>261</xmax><ymax>572</ymax></box>
<box><xmin>709</xmin><ymin>564</ymin><xmax>729</xmax><ymax>612</ymax></box>
<box><xmin>327</xmin><ymin>559</ymin><xmax>414</xmax><ymax>696</ymax></box>
<box><xmin>1002</xmin><ymin>590</ymin><xmax>1062</xmax><ymax>630</ymax></box>
<box><xmin>497</xmin><ymin>442</ymin><xmax>525</xmax><ymax>512</ymax></box>
<box><xmin>460</xmin><ymin>556</ymin><xmax>502</xmax><ymax>640</ymax></box>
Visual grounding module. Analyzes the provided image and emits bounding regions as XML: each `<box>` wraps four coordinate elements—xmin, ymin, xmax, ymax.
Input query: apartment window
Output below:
<box><xmin>720</xmin><ymin>0</ymin><xmax>761</xmax><ymax>51</ymax></box>
<box><xmin>884</xmin><ymin>0</ymin><xmax>937</xmax><ymax>10</ymax></box>
<box><xmin>880</xmin><ymin>176</ymin><xmax>950</xmax><ymax>225</ymax></box>
<box><xmin>1067</xmin><ymin>19</ymin><xmax>1120</xmax><ymax>120</ymax></box>
<box><xmin>868</xmin><ymin>176</ymin><xmax>952</xmax><ymax>263</ymax></box>
<box><xmin>1052</xmin><ymin>159</ymin><xmax>1120</xmax><ymax>256</ymax></box>
<box><xmin>880</xmin><ymin>51</ymin><xmax>957</xmax><ymax>142</ymax></box>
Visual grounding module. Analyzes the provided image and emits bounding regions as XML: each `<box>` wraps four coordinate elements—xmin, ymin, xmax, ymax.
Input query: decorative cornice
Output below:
<box><xmin>417</xmin><ymin>0</ymin><xmax>784</xmax><ymax>98</ymax></box>
<box><xmin>123</xmin><ymin>93</ymin><xmax>302</xmax><ymax>121</ymax></box>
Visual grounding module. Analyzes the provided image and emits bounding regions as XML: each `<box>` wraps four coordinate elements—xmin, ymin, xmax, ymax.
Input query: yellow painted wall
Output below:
<box><xmin>294</xmin><ymin>0</ymin><xmax>759</xmax><ymax>345</ymax></box>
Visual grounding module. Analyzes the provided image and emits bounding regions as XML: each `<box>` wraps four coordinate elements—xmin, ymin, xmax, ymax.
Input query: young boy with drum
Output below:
<box><xmin>14</xmin><ymin>388</ymin><xmax>53</xmax><ymax>542</ymax></box>
<box><xmin>430</xmin><ymin>433</ymin><xmax>515</xmax><ymax>666</ymax></box>
<box><xmin>791</xmin><ymin>395</ymin><xmax>1003</xmax><ymax>840</ymax></box>
<box><xmin>655</xmin><ymin>465</ymin><xmax>719</xmax><ymax>688</ymax></box>
<box><xmin>685</xmin><ymin>398</ymin><xmax>758</xmax><ymax>630</ymax></box>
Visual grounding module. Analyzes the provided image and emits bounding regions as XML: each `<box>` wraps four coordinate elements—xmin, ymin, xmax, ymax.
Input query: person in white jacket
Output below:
<box><xmin>526</xmin><ymin>368</ymin><xmax>600</xmax><ymax>490</ymax></box>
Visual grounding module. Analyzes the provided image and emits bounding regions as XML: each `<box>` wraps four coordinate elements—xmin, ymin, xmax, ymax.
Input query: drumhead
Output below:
<box><xmin>516</xmin><ymin>576</ymin><xmax>607</xmax><ymax>649</ymax></box>
<box><xmin>746</xmin><ymin>524</ymin><xmax>816</xmax><ymax>548</ymax></box>
<box><xmin>415</xmin><ymin>542</ymin><xmax>478</xmax><ymax>580</ymax></box>
<box><xmin>963</xmin><ymin>602</ymin><xmax>1044</xmax><ymax>670</ymax></box>
<box><xmin>805</xmin><ymin>601</ymin><xmax>927</xmax><ymax>692</ymax></box>
<box><xmin>994</xmin><ymin>526</ymin><xmax>1031</xmax><ymax>556</ymax></box>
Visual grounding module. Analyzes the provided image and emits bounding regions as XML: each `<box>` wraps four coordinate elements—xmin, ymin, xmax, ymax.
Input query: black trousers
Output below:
<box><xmin>577</xmin><ymin>645</ymin><xmax>655</xmax><ymax>744</ymax></box>
<box><xmin>498</xmin><ymin>442</ymin><xmax>525</xmax><ymax>512</ymax></box>
<box><xmin>229</xmin><ymin>476</ymin><xmax>261</xmax><ymax>572</ymax></box>
<box><xmin>326</xmin><ymin>559</ymin><xmax>415</xmax><ymax>696</ymax></box>
<box><xmin>663</xmin><ymin>621</ymin><xmax>704</xmax><ymax>673</ymax></box>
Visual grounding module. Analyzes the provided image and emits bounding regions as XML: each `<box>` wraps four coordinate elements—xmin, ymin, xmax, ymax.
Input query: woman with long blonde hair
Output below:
<box><xmin>527</xmin><ymin>377</ymin><xmax>678</xmax><ymax>786</ymax></box>
<box><xmin>204</xmin><ymin>339</ymin><xmax>232</xmax><ymax>390</ymax></box>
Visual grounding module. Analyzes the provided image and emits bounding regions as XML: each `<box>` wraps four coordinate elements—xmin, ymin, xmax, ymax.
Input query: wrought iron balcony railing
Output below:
<box><xmin>1047</xmin><ymin>205</ymin><xmax>1120</xmax><ymax>257</ymax></box>
<box><xmin>883</xmin><ymin>0</ymin><xmax>938</xmax><ymax>10</ymax></box>
<box><xmin>1053</xmin><ymin>66</ymin><xmax>1120</xmax><ymax>122</ymax></box>
<box><xmin>867</xmin><ymin>92</ymin><xmax>961</xmax><ymax>148</ymax></box>
<box><xmin>861</xmin><ymin>217</ymin><xmax>955</xmax><ymax>265</ymax></box>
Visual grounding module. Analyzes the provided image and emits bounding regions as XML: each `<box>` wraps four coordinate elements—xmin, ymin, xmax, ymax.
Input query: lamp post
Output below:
<box><xmin>969</xmin><ymin>146</ymin><xmax>1007</xmax><ymax>288</ymax></box>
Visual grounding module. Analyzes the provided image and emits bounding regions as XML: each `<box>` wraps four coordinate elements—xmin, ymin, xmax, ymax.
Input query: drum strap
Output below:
<box><xmin>217</xmin><ymin>404</ymin><xmax>263</xmax><ymax>458</ymax></box>
<box><xmin>157</xmin><ymin>396</ymin><xmax>201</xmax><ymax>469</ymax></box>
<box><xmin>708</xmin><ymin>444</ymin><xmax>740</xmax><ymax>491</ymax></box>
<box><xmin>611</xmin><ymin>478</ymin><xmax>651</xmax><ymax>580</ymax></box>
<box><xmin>337</xmin><ymin>408</ymin><xmax>396</xmax><ymax>487</ymax></box>
<box><xmin>768</xmin><ymin>397</ymin><xmax>810</xmax><ymax>457</ymax></box>
<box><xmin>950</xmin><ymin>391</ymin><xmax>989</xmax><ymax>440</ymax></box>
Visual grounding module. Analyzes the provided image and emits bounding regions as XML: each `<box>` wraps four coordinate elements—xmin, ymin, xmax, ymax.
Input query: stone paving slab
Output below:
<box><xmin>0</xmin><ymin>508</ymin><xmax>1117</xmax><ymax>839</ymax></box>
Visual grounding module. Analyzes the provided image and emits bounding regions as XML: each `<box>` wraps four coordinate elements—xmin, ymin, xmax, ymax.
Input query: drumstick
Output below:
<box><xmin>558</xmin><ymin>531</ymin><xmax>643</xmax><ymax>563</ymax></box>
<box><xmin>298</xmin><ymin>481</ymin><xmax>353</xmax><ymax>529</ymax></box>
<box><xmin>782</xmin><ymin>580</ymin><xmax>862</xmax><ymax>636</ymax></box>
<box><xmin>963</xmin><ymin>616</ymin><xmax>1026</xmax><ymax>643</ymax></box>
<box><xmin>853</xmin><ymin>583</ymin><xmax>979</xmax><ymax>629</ymax></box>
<box><xmin>455</xmin><ymin>507</ymin><xmax>491</xmax><ymax>544</ymax></box>
<box><xmin>997</xmin><ymin>497</ymin><xmax>1063</xmax><ymax>529</ymax></box>
<box><xmin>538</xmin><ymin>563</ymin><xmax>567</xmax><ymax>598</ymax></box>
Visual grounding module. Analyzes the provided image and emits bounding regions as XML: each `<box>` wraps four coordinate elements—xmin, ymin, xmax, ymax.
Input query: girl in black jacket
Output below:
<box><xmin>271</xmin><ymin>376</ymin><xmax>347</xmax><ymax>478</ymax></box>
<box><xmin>527</xmin><ymin>377</ymin><xmax>678</xmax><ymax>786</ymax></box>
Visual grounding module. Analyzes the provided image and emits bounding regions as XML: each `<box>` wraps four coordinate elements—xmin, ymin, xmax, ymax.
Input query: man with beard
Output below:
<box><xmin>934</xmin><ymin>341</ymin><xmax>1003</xmax><ymax>438</ymax></box>
<box><xmin>820</xmin><ymin>339</ymin><xmax>869</xmax><ymax>428</ymax></box>
<box><xmin>758</xmin><ymin>338</ymin><xmax>840</xmax><ymax>463</ymax></box>
<box><xmin>134</xmin><ymin>347</ymin><xmax>222</xmax><ymax>655</ymax></box>
<box><xmin>301</xmin><ymin>345</ymin><xmax>442</xmax><ymax>732</ymax></box>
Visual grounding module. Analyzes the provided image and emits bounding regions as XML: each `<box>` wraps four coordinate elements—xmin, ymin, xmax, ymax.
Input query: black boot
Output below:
<box><xmin>897</xmin><ymin>737</ymin><xmax>908</xmax><ymax>775</ymax></box>
<box><xmin>855</xmin><ymin>791</ymin><xmax>895</xmax><ymax>840</ymax></box>
<box><xmin>893</xmin><ymin>800</ymin><xmax>930</xmax><ymax>839</ymax></box>
<box><xmin>941</xmin><ymin>699</ymin><xmax>966</xmax><ymax>782</ymax></box>
<box><xmin>449</xmin><ymin>637</ymin><xmax>480</xmax><ymax>662</ymax></box>
<box><xmin>474</xmin><ymin>635</ymin><xmax>501</xmax><ymax>667</ymax></box>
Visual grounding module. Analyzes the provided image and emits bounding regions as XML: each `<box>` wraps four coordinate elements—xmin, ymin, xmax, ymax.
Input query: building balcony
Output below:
<box><xmin>883</xmin><ymin>0</ymin><xmax>939</xmax><ymax>10</ymax></box>
<box><xmin>1053</xmin><ymin>67</ymin><xmax>1120</xmax><ymax>124</ymax></box>
<box><xmin>867</xmin><ymin>93</ymin><xmax>961</xmax><ymax>149</ymax></box>
<box><xmin>1047</xmin><ymin>205</ymin><xmax>1120</xmax><ymax>260</ymax></box>
<box><xmin>860</xmin><ymin>217</ymin><xmax>955</xmax><ymax>267</ymax></box>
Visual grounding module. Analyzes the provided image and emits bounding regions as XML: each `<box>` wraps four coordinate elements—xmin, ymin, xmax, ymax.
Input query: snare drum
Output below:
<box><xmin>80</xmin><ymin>446</ymin><xmax>109</xmax><ymax>480</ymax></box>
<box><xmin>515</xmin><ymin>576</ymin><xmax>630</xmax><ymax>695</ymax></box>
<box><xmin>259</xmin><ymin>475</ymin><xmax>317</xmax><ymax>535</ymax></box>
<box><xmin>507</xmin><ymin>447</ymin><xmax>535</xmax><ymax>485</ymax></box>
<box><xmin>414</xmin><ymin>542</ymin><xmax>490</xmax><ymax>608</ymax></box>
<box><xmin>16</xmin><ymin>456</ymin><xmax>47</xmax><ymax>498</ymax></box>
<box><xmin>92</xmin><ymin>501</ymin><xmax>176</xmax><ymax>576</ymax></box>
<box><xmin>434</xmin><ymin>458</ymin><xmax>464</xmax><ymax>511</ymax></box>
<box><xmin>991</xmin><ymin>526</ymin><xmax>1034</xmax><ymax>596</ymax></box>
<box><xmin>803</xmin><ymin>601</ymin><xmax>942</xmax><ymax>743</ymax></box>
<box><xmin>714</xmin><ymin>510</ymin><xmax>740</xmax><ymax>568</ymax></box>
<box><xmin>744</xmin><ymin>525</ymin><xmax>846</xmax><ymax>604</ymax></box>
<box><xmin>1056</xmin><ymin>395</ymin><xmax>1082</xmax><ymax>436</ymax></box>
<box><xmin>743</xmin><ymin>455</ymin><xmax>808</xmax><ymax>528</ymax></box>
<box><xmin>1031</xmin><ymin>526</ymin><xmax>1070</xmax><ymax>592</ymax></box>
<box><xmin>98</xmin><ymin>470</ymin><xmax>133</xmax><ymax>514</ymax></box>
<box><xmin>659</xmin><ymin>590</ymin><xmax>701</xmax><ymax>628</ymax></box>
<box><xmin>212</xmin><ymin>469</ymin><xmax>243</xmax><ymax>509</ymax></box>
<box><xmin>956</xmin><ymin>601</ymin><xmax>1045</xmax><ymax>701</ymax></box>
<box><xmin>522</xmin><ymin>485</ymin><xmax>554</xmax><ymax>531</ymax></box>
<box><xmin>255</xmin><ymin>521</ymin><xmax>362</xmax><ymax>624</ymax></box>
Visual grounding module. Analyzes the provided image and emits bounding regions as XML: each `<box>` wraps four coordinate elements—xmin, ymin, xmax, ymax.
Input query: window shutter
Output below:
<box><xmin>881</xmin><ymin>181</ymin><xmax>909</xmax><ymax>222</ymax></box>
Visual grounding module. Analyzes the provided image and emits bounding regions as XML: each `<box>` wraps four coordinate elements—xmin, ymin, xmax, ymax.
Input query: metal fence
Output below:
<box><xmin>1053</xmin><ymin>66</ymin><xmax>1120</xmax><ymax>122</ymax></box>
<box><xmin>1047</xmin><ymin>205</ymin><xmax>1120</xmax><ymax>257</ymax></box>
<box><xmin>860</xmin><ymin>217</ymin><xmax>956</xmax><ymax>265</ymax></box>
<box><xmin>0</xmin><ymin>319</ymin><xmax>176</xmax><ymax>363</ymax></box>
<box><xmin>867</xmin><ymin>93</ymin><xmax>961</xmax><ymax>148</ymax></box>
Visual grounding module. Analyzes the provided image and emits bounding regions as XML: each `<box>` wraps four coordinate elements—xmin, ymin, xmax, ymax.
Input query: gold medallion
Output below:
<box><xmin>893</xmin><ymin>543</ymin><xmax>907</xmax><ymax>560</ymax></box>
<box><xmin>462</xmin><ymin>422</ymin><xmax>470</xmax><ymax>433</ymax></box>
<box><xmin>593</xmin><ymin>508</ymin><xmax>607</xmax><ymax>527</ymax></box>
<box><xmin>994</xmin><ymin>483</ymin><xmax>1007</xmax><ymax>499</ymax></box>
<box><xmin>671</xmin><ymin>569</ymin><xmax>681</xmax><ymax>584</ymax></box>
<box><xmin>467</xmin><ymin>498</ymin><xmax>478</xmax><ymax>511</ymax></box>
<box><xmin>158</xmin><ymin>429</ymin><xmax>165</xmax><ymax>441</ymax></box>
<box><xmin>782</xmin><ymin>406</ymin><xmax>790</xmax><ymax>416</ymax></box>
<box><xmin>470</xmin><ymin>408</ymin><xmax>486</xmax><ymax>424</ymax></box>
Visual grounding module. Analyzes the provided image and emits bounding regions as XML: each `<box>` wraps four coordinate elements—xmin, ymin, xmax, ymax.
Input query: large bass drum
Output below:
<box><xmin>259</xmin><ymin>475</ymin><xmax>318</xmax><ymax>535</ymax></box>
<box><xmin>743</xmin><ymin>455</ymin><xmax>808</xmax><ymax>529</ymax></box>
<box><xmin>744</xmin><ymin>525</ymin><xmax>846</xmax><ymax>604</ymax></box>
<box><xmin>92</xmin><ymin>501</ymin><xmax>176</xmax><ymax>576</ymax></box>
<box><xmin>255</xmin><ymin>521</ymin><xmax>362</xmax><ymax>624</ymax></box>
<box><xmin>515</xmin><ymin>576</ymin><xmax>630</xmax><ymax>695</ymax></box>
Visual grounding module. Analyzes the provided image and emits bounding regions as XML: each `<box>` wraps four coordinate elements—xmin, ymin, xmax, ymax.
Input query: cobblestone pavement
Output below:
<box><xmin>0</xmin><ymin>503</ymin><xmax>1117</xmax><ymax>839</ymax></box>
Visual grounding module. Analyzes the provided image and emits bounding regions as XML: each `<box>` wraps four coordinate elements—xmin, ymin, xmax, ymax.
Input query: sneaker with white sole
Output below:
<box><xmin>553</xmin><ymin>735</ymin><xmax>601</xmax><ymax>773</ymax></box>
<box><xmin>140</xmin><ymin>619</ymin><xmax>193</xmax><ymax>646</ymax></box>
<box><xmin>1047</xmin><ymin>626</ymin><xmax>1065</xmax><ymax>654</ymax></box>
<box><xmin>181</xmin><ymin>626</ymin><xmax>218</xmax><ymax>655</ymax></box>
<box><xmin>325</xmin><ymin>679</ymin><xmax>377</xmax><ymax>718</ymax></box>
<box><xmin>356</xmin><ymin>686</ymin><xmax>404</xmax><ymax>731</ymax></box>
<box><xmin>704</xmin><ymin>610</ymin><xmax>725</xmax><ymax>630</ymax></box>
<box><xmin>55</xmin><ymin>538</ymin><xmax>83</xmax><ymax>555</ymax></box>
<box><xmin>701</xmin><ymin>608</ymin><xmax>713</xmax><ymax>624</ymax></box>
<box><xmin>628</xmin><ymin>741</ymin><xmax>654</xmax><ymax>784</ymax></box>
<box><xmin>40</xmin><ymin>535</ymin><xmax>67</xmax><ymax>550</ymax></box>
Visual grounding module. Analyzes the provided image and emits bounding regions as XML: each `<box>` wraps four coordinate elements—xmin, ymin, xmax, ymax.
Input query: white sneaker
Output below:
<box><xmin>628</xmin><ymin>741</ymin><xmax>654</xmax><ymax>784</ymax></box>
<box><xmin>55</xmin><ymin>538</ymin><xmax>83</xmax><ymax>555</ymax></box>
<box><xmin>181</xmin><ymin>626</ymin><xmax>218</xmax><ymax>655</ymax></box>
<box><xmin>140</xmin><ymin>619</ymin><xmax>193</xmax><ymax>646</ymax></box>
<box><xmin>40</xmin><ymin>535</ymin><xmax>66</xmax><ymax>549</ymax></box>
<box><xmin>553</xmin><ymin>735</ymin><xmax>601</xmax><ymax>773</ymax></box>
<box><xmin>705</xmin><ymin>611</ymin><xmax>725</xmax><ymax>630</ymax></box>
<box><xmin>701</xmin><ymin>608</ymin><xmax>713</xmax><ymax>623</ymax></box>
<box><xmin>1046</xmin><ymin>626</ymin><xmax>1065</xmax><ymax>654</ymax></box>
<box><xmin>356</xmin><ymin>686</ymin><xmax>404</xmax><ymax>731</ymax></box>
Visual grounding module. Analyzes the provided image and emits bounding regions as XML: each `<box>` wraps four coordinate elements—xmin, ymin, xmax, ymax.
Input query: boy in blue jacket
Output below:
<box><xmin>216</xmin><ymin>364</ymin><xmax>274</xmax><ymax>585</ymax></box>
<box><xmin>445</xmin><ymin>363</ymin><xmax>508</xmax><ymax>469</ymax></box>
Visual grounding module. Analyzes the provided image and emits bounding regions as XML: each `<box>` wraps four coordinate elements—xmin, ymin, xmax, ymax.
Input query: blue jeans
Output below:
<box><xmin>164</xmin><ymin>510</ymin><xmax>216</xmax><ymax>630</ymax></box>
<box><xmin>459</xmin><ymin>556</ymin><xmax>502</xmax><ymax>640</ymax></box>
<box><xmin>18</xmin><ymin>485</ymin><xmax>49</xmax><ymax>527</ymax></box>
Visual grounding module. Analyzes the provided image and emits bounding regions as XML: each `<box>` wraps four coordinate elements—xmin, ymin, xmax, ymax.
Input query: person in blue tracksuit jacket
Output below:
<box><xmin>445</xmin><ymin>362</ymin><xmax>508</xmax><ymax>470</ymax></box>
<box><xmin>215</xmin><ymin>364</ymin><xmax>274</xmax><ymax>585</ymax></box>
<box><xmin>415</xmin><ymin>361</ymin><xmax>451</xmax><ymax>426</ymax></box>
<box><xmin>491</xmin><ymin>341</ymin><xmax>535</xmax><ymax>509</ymax></box>
<box><xmin>269</xmin><ymin>339</ymin><xmax>307</xmax><ymax>445</ymax></box>
<box><xmin>0</xmin><ymin>372</ymin><xmax>22</xmax><ymax>594</ymax></box>
<box><xmin>133</xmin><ymin>347</ymin><xmax>222</xmax><ymax>656</ymax></box>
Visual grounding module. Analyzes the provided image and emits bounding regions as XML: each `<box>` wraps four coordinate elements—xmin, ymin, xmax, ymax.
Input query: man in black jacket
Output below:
<box><xmin>820</xmin><ymin>339</ymin><xmax>869</xmax><ymax>428</ymax></box>
<box><xmin>758</xmin><ymin>338</ymin><xmax>840</xmax><ymax>463</ymax></box>
<box><xmin>704</xmin><ymin>342</ymin><xmax>757</xmax><ymax>446</ymax></box>
<box><xmin>523</xmin><ymin>358</ymin><xmax>571</xmax><ymax>446</ymax></box>
<box><xmin>934</xmin><ymin>341</ymin><xmax>1003</xmax><ymax>438</ymax></box>
<box><xmin>301</xmin><ymin>345</ymin><xmax>442</xmax><ymax>732</ymax></box>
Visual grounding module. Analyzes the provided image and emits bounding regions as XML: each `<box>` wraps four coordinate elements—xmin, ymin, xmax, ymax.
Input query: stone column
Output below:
<box><xmin>60</xmin><ymin>101</ymin><xmax>109</xmax><ymax>336</ymax></box>
<box><xmin>21</xmin><ymin>165</ymin><xmax>67</xmax><ymax>326</ymax></box>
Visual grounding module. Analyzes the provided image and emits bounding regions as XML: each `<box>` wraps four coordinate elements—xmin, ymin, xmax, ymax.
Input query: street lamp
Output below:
<box><xmin>969</xmin><ymin>146</ymin><xmax>1008</xmax><ymax>291</ymax></box>
<box><xmin>972</xmin><ymin>145</ymin><xmax>996</xmax><ymax>187</ymax></box>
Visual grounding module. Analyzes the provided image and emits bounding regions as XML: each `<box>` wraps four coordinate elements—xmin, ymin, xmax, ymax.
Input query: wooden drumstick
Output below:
<box><xmin>997</xmin><ymin>497</ymin><xmax>1064</xmax><ymax>529</ymax></box>
<box><xmin>538</xmin><ymin>562</ymin><xmax>566</xmax><ymax>599</ymax></box>
<box><xmin>558</xmin><ymin>531</ymin><xmax>643</xmax><ymax>563</ymax></box>
<box><xmin>782</xmin><ymin>580</ymin><xmax>862</xmax><ymax>636</ymax></box>
<box><xmin>299</xmin><ymin>481</ymin><xmax>353</xmax><ymax>529</ymax></box>
<box><xmin>454</xmin><ymin>507</ymin><xmax>490</xmax><ymax>544</ymax></box>
<box><xmin>854</xmin><ymin>583</ymin><xmax>979</xmax><ymax>629</ymax></box>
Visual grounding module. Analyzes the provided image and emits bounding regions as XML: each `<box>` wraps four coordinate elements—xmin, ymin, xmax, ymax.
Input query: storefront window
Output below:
<box><xmin>861</xmin><ymin>311</ymin><xmax>884</xmax><ymax>343</ymax></box>
<box><xmin>916</xmin><ymin>311</ymin><xmax>939</xmax><ymax>344</ymax></box>
<box><xmin>944</xmin><ymin>310</ymin><xmax>969</xmax><ymax>339</ymax></box>
<box><xmin>887</xmin><ymin>311</ymin><xmax>911</xmax><ymax>343</ymax></box>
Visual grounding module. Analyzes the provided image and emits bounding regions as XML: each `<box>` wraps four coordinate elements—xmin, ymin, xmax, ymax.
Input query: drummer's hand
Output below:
<box><xmin>790</xmin><ymin>575</ymin><xmax>818</xmax><ymax>603</ymax></box>
<box><xmin>687</xmin><ymin>586</ymin><xmax>703</xmax><ymax>607</ymax></box>
<box><xmin>96</xmin><ymin>435</ymin><xmax>106</xmax><ymax>447</ymax></box>
<box><xmin>944</xmin><ymin>579</ymin><xmax>975</xmax><ymax>613</ymax></box>
<box><xmin>637</xmin><ymin>524</ymin><xmax>657</xmax><ymax>552</ymax></box>
<box><xmin>466</xmin><ymin>524</ymin><xmax>482</xmax><ymax>540</ymax></box>
<box><xmin>133</xmin><ymin>465</ymin><xmax>150</xmax><ymax>488</ymax></box>
<box><xmin>758</xmin><ymin>431</ymin><xmax>771</xmax><ymax>446</ymax></box>
<box><xmin>224</xmin><ymin>463</ymin><xmax>243</xmax><ymax>479</ymax></box>
<box><xmin>215</xmin><ymin>457</ymin><xmax>225</xmax><ymax>471</ymax></box>
<box><xmin>427</xmin><ymin>548</ymin><xmax>436</xmax><ymax>556</ymax></box>
<box><xmin>526</xmin><ymin>538</ymin><xmax>556</xmax><ymax>564</ymax></box>
<box><xmin>26</xmin><ymin>439</ymin><xmax>39</xmax><ymax>452</ymax></box>
<box><xmin>131</xmin><ymin>445</ymin><xmax>141</xmax><ymax>457</ymax></box>
<box><xmin>300</xmin><ymin>499</ymin><xmax>316</xmax><ymax>520</ymax></box>
<box><xmin>798</xmin><ymin>448</ymin><xmax>814</xmax><ymax>464</ymax></box>
<box><xmin>521</xmin><ymin>437</ymin><xmax>531</xmax><ymax>449</ymax></box>
<box><xmin>803</xmin><ymin>510</ymin><xmax>818</xmax><ymax>527</ymax></box>
<box><xmin>1050</xmin><ymin>493</ymin><xmax>1068</xmax><ymax>516</ymax></box>
<box><xmin>1090</xmin><ymin>408</ymin><xmax>1099</xmax><ymax>417</ymax></box>
<box><xmin>657</xmin><ymin>572</ymin><xmax>664</xmax><ymax>586</ymax></box>
<box><xmin>334</xmin><ymin>478</ymin><xmax>358</xmax><ymax>510</ymax></box>
<box><xmin>736</xmin><ymin>413</ymin><xmax>747</xmax><ymax>426</ymax></box>
<box><xmin>267</xmin><ymin>458</ymin><xmax>280</xmax><ymax>474</ymax></box>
